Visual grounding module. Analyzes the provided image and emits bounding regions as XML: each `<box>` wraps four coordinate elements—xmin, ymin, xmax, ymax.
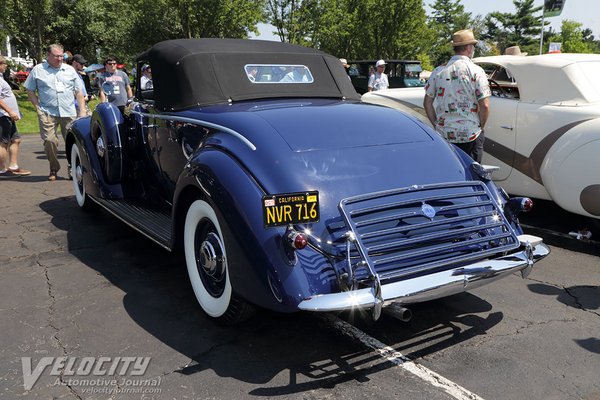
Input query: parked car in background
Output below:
<box><xmin>347</xmin><ymin>59</ymin><xmax>425</xmax><ymax>94</ymax></box>
<box><xmin>66</xmin><ymin>39</ymin><xmax>548</xmax><ymax>324</ymax></box>
<box><xmin>362</xmin><ymin>53</ymin><xmax>600</xmax><ymax>230</ymax></box>
<box><xmin>14</xmin><ymin>68</ymin><xmax>30</xmax><ymax>83</ymax></box>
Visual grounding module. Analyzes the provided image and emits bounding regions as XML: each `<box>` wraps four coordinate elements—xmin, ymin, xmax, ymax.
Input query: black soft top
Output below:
<box><xmin>137</xmin><ymin>38</ymin><xmax>360</xmax><ymax>111</ymax></box>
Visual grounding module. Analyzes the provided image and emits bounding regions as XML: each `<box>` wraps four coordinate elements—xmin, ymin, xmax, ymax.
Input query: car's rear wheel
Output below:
<box><xmin>71</xmin><ymin>144</ymin><xmax>97</xmax><ymax>211</ymax></box>
<box><xmin>184</xmin><ymin>199</ymin><xmax>254</xmax><ymax>324</ymax></box>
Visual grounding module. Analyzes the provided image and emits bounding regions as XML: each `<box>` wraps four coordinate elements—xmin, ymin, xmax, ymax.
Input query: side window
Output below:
<box><xmin>478</xmin><ymin>63</ymin><xmax>520</xmax><ymax>100</ymax></box>
<box><xmin>137</xmin><ymin>61</ymin><xmax>154</xmax><ymax>101</ymax></box>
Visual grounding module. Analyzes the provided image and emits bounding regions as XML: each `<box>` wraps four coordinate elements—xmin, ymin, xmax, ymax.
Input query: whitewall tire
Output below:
<box><xmin>71</xmin><ymin>144</ymin><xmax>96</xmax><ymax>211</ymax></box>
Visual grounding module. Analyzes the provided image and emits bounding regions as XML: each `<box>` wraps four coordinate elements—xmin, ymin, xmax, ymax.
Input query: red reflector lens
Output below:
<box><xmin>293</xmin><ymin>233</ymin><xmax>308</xmax><ymax>250</ymax></box>
<box><xmin>522</xmin><ymin>198</ymin><xmax>533</xmax><ymax>212</ymax></box>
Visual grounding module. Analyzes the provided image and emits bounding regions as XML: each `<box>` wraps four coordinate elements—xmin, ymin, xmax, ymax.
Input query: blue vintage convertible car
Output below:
<box><xmin>66</xmin><ymin>39</ymin><xmax>549</xmax><ymax>323</ymax></box>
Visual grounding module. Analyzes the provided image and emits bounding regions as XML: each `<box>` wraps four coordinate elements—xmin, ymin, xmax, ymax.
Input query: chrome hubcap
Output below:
<box><xmin>199</xmin><ymin>232</ymin><xmax>225</xmax><ymax>282</ymax></box>
<box><xmin>96</xmin><ymin>137</ymin><xmax>105</xmax><ymax>158</ymax></box>
<box><xmin>76</xmin><ymin>165</ymin><xmax>84</xmax><ymax>185</ymax></box>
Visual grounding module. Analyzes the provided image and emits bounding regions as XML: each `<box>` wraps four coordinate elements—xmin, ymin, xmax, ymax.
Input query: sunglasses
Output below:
<box><xmin>106</xmin><ymin>62</ymin><xmax>117</xmax><ymax>65</ymax></box>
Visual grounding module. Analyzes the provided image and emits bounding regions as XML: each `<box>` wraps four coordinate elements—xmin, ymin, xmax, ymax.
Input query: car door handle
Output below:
<box><xmin>500</xmin><ymin>125</ymin><xmax>514</xmax><ymax>130</ymax></box>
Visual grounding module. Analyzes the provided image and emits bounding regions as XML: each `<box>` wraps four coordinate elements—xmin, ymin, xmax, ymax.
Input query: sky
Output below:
<box><xmin>252</xmin><ymin>0</ymin><xmax>600</xmax><ymax>41</ymax></box>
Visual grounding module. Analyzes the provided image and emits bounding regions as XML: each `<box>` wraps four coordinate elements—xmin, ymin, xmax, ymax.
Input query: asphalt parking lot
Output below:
<box><xmin>1</xmin><ymin>136</ymin><xmax>599</xmax><ymax>400</ymax></box>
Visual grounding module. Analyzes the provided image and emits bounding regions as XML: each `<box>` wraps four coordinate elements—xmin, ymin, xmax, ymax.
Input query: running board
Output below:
<box><xmin>92</xmin><ymin>198</ymin><xmax>173</xmax><ymax>250</ymax></box>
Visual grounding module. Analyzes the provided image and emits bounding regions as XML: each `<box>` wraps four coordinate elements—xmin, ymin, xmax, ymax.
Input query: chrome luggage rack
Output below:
<box><xmin>337</xmin><ymin>181</ymin><xmax>521</xmax><ymax>319</ymax></box>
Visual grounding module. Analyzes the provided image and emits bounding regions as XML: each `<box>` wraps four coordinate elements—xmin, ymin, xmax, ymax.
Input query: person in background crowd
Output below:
<box><xmin>339</xmin><ymin>58</ymin><xmax>351</xmax><ymax>80</ymax></box>
<box><xmin>72</xmin><ymin>54</ymin><xmax>93</xmax><ymax>100</ymax></box>
<box><xmin>140</xmin><ymin>64</ymin><xmax>153</xmax><ymax>89</ymax></box>
<box><xmin>67</xmin><ymin>54</ymin><xmax>91</xmax><ymax>116</ymax></box>
<box><xmin>423</xmin><ymin>29</ymin><xmax>491</xmax><ymax>163</ymax></box>
<box><xmin>504</xmin><ymin>45</ymin><xmax>528</xmax><ymax>56</ymax></box>
<box><xmin>0</xmin><ymin>55</ymin><xmax>30</xmax><ymax>177</ymax></box>
<box><xmin>368</xmin><ymin>60</ymin><xmax>388</xmax><ymax>91</ymax></box>
<box><xmin>246</xmin><ymin>65</ymin><xmax>258</xmax><ymax>82</ymax></box>
<box><xmin>339</xmin><ymin>58</ymin><xmax>349</xmax><ymax>71</ymax></box>
<box><xmin>97</xmin><ymin>56</ymin><xmax>132</xmax><ymax>114</ymax></box>
<box><xmin>24</xmin><ymin>44</ymin><xmax>86</xmax><ymax>181</ymax></box>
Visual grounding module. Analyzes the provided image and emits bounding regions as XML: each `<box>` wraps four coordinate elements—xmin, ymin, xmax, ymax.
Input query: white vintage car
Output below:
<box><xmin>362</xmin><ymin>53</ymin><xmax>600</xmax><ymax>225</ymax></box>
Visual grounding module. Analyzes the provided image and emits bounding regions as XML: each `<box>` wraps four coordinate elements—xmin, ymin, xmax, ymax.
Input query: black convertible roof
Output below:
<box><xmin>137</xmin><ymin>38</ymin><xmax>360</xmax><ymax>111</ymax></box>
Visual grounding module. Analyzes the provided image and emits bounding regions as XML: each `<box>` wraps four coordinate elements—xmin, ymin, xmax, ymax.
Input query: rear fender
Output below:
<box><xmin>173</xmin><ymin>148</ymin><xmax>336</xmax><ymax>312</ymax></box>
<box><xmin>541</xmin><ymin>118</ymin><xmax>600</xmax><ymax>218</ymax></box>
<box><xmin>66</xmin><ymin>116</ymin><xmax>124</xmax><ymax>199</ymax></box>
<box><xmin>90</xmin><ymin>103</ymin><xmax>125</xmax><ymax>184</ymax></box>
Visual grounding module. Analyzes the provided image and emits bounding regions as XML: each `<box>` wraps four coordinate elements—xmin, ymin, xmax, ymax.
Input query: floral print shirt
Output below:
<box><xmin>425</xmin><ymin>55</ymin><xmax>491</xmax><ymax>143</ymax></box>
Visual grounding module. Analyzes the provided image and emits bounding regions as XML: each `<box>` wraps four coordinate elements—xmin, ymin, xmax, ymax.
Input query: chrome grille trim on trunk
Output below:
<box><xmin>338</xmin><ymin>181</ymin><xmax>520</xmax><ymax>282</ymax></box>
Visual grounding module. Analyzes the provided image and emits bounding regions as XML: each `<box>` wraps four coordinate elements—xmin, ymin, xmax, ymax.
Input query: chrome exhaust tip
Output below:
<box><xmin>383</xmin><ymin>303</ymin><xmax>412</xmax><ymax>322</ymax></box>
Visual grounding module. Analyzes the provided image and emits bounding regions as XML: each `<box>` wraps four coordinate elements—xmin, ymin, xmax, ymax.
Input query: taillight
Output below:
<box><xmin>506</xmin><ymin>197</ymin><xmax>533</xmax><ymax>214</ymax></box>
<box><xmin>287</xmin><ymin>230</ymin><xmax>308</xmax><ymax>250</ymax></box>
<box><xmin>282</xmin><ymin>226</ymin><xmax>309</xmax><ymax>265</ymax></box>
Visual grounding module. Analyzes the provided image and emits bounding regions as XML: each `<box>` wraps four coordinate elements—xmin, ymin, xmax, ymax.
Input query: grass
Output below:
<box><xmin>14</xmin><ymin>90</ymin><xmax>99</xmax><ymax>134</ymax></box>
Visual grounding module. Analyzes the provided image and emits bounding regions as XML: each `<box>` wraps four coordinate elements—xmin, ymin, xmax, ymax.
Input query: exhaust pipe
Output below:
<box><xmin>383</xmin><ymin>303</ymin><xmax>412</xmax><ymax>322</ymax></box>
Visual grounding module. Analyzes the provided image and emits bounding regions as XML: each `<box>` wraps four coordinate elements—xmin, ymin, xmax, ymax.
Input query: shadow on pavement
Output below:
<box><xmin>528</xmin><ymin>282</ymin><xmax>600</xmax><ymax>354</ymax></box>
<box><xmin>39</xmin><ymin>196</ymin><xmax>505</xmax><ymax>396</ymax></box>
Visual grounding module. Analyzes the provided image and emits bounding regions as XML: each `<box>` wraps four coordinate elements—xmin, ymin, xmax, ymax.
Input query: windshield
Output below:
<box><xmin>404</xmin><ymin>63</ymin><xmax>424</xmax><ymax>87</ymax></box>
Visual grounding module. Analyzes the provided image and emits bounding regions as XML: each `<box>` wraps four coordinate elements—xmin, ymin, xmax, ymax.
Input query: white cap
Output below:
<box><xmin>376</xmin><ymin>59</ymin><xmax>386</xmax><ymax>67</ymax></box>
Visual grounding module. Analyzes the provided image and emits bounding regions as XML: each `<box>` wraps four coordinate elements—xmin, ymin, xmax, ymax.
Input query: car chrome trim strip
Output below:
<box><xmin>366</xmin><ymin>92</ymin><xmax>429</xmax><ymax>119</ymax></box>
<box><xmin>484</xmin><ymin>118</ymin><xmax>593</xmax><ymax>184</ymax></box>
<box><xmin>298</xmin><ymin>241</ymin><xmax>550</xmax><ymax>312</ymax></box>
<box><xmin>109</xmin><ymin>106</ymin><xmax>124</xmax><ymax>181</ymax></box>
<box><xmin>129</xmin><ymin>110</ymin><xmax>257</xmax><ymax>150</ymax></box>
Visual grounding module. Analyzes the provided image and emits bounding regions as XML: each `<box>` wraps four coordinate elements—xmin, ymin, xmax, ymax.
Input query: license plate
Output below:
<box><xmin>262</xmin><ymin>191</ymin><xmax>320</xmax><ymax>227</ymax></box>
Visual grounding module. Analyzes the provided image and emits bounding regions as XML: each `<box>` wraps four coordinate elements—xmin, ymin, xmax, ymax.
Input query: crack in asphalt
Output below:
<box><xmin>564</xmin><ymin>286</ymin><xmax>600</xmax><ymax>318</ymax></box>
<box><xmin>527</xmin><ymin>277</ymin><xmax>600</xmax><ymax>317</ymax></box>
<box><xmin>38</xmin><ymin>259</ymin><xmax>84</xmax><ymax>400</ymax></box>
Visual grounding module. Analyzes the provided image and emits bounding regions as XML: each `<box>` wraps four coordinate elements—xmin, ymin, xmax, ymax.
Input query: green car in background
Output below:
<box><xmin>347</xmin><ymin>59</ymin><xmax>425</xmax><ymax>94</ymax></box>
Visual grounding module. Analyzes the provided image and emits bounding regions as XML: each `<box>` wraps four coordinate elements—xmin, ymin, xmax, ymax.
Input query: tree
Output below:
<box><xmin>485</xmin><ymin>0</ymin><xmax>543</xmax><ymax>54</ymax></box>
<box><xmin>0</xmin><ymin>0</ymin><xmax>52</xmax><ymax>62</ymax></box>
<box><xmin>547</xmin><ymin>20</ymin><xmax>593</xmax><ymax>53</ymax></box>
<box><xmin>427</xmin><ymin>0</ymin><xmax>472</xmax><ymax>66</ymax></box>
<box><xmin>0</xmin><ymin>0</ymin><xmax>266</xmax><ymax>64</ymax></box>
<box><xmin>266</xmin><ymin>0</ymin><xmax>316</xmax><ymax>44</ymax></box>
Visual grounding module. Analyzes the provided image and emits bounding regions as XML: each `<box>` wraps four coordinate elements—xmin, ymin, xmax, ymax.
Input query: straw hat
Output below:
<box><xmin>339</xmin><ymin>58</ymin><xmax>349</xmax><ymax>68</ymax></box>
<box><xmin>375</xmin><ymin>59</ymin><xmax>386</xmax><ymax>67</ymax></box>
<box><xmin>451</xmin><ymin>29</ymin><xmax>478</xmax><ymax>46</ymax></box>
<box><xmin>504</xmin><ymin>46</ymin><xmax>528</xmax><ymax>56</ymax></box>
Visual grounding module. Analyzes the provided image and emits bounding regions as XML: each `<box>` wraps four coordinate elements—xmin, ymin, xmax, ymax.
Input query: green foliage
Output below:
<box><xmin>547</xmin><ymin>20</ymin><xmax>593</xmax><ymax>53</ymax></box>
<box><xmin>427</xmin><ymin>0</ymin><xmax>472</xmax><ymax>66</ymax></box>
<box><xmin>2</xmin><ymin>0</ymin><xmax>599</xmax><ymax>82</ymax></box>
<box><xmin>0</xmin><ymin>0</ymin><xmax>265</xmax><ymax>65</ymax></box>
<box><xmin>485</xmin><ymin>0</ymin><xmax>543</xmax><ymax>53</ymax></box>
<box><xmin>269</xmin><ymin>0</ymin><xmax>434</xmax><ymax>60</ymax></box>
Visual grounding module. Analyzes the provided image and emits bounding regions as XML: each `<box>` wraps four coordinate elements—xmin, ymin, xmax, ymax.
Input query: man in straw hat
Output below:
<box><xmin>423</xmin><ymin>29</ymin><xmax>491</xmax><ymax>162</ymax></box>
<box><xmin>504</xmin><ymin>46</ymin><xmax>528</xmax><ymax>56</ymax></box>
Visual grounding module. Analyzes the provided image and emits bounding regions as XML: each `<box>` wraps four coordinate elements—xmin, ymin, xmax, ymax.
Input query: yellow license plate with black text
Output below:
<box><xmin>262</xmin><ymin>191</ymin><xmax>320</xmax><ymax>227</ymax></box>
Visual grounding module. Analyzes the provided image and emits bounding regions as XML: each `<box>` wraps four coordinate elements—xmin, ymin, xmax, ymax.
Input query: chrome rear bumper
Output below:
<box><xmin>298</xmin><ymin>239</ymin><xmax>549</xmax><ymax>312</ymax></box>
